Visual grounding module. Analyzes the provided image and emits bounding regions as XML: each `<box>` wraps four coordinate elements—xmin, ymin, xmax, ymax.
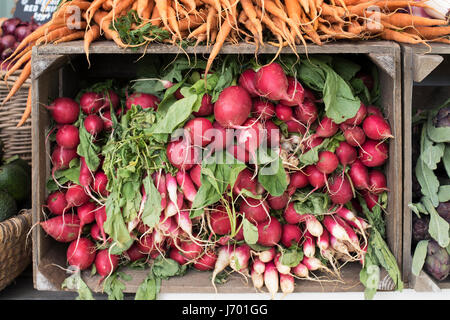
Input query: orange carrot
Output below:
<box><xmin>150</xmin><ymin>6</ymin><xmax>162</xmax><ymax>27</ymax></box>
<box><xmin>102</xmin><ymin>0</ymin><xmax>113</xmax><ymax>10</ymax></box>
<box><xmin>206</xmin><ymin>6</ymin><xmax>218</xmax><ymax>45</ymax></box>
<box><xmin>381</xmin><ymin>12</ymin><xmax>449</xmax><ymax>27</ymax></box>
<box><xmin>204</xmin><ymin>16</ymin><xmax>232</xmax><ymax>77</ymax></box>
<box><xmin>187</xmin><ymin>23</ymin><xmax>208</xmax><ymax>39</ymax></box>
<box><xmin>167</xmin><ymin>5</ymin><xmax>183</xmax><ymax>39</ymax></box>
<box><xmin>142</xmin><ymin>0</ymin><xmax>155</xmax><ymax>20</ymax></box>
<box><xmin>2</xmin><ymin>60</ymin><xmax>31</xmax><ymax>106</ymax></box>
<box><xmin>178</xmin><ymin>10</ymin><xmax>207</xmax><ymax>31</ymax></box>
<box><xmin>2</xmin><ymin>50</ymin><xmax>32</xmax><ymax>82</ymax></box>
<box><xmin>137</xmin><ymin>0</ymin><xmax>149</xmax><ymax>17</ymax></box>
<box><xmin>36</xmin><ymin>26</ymin><xmax>85</xmax><ymax>45</ymax></box>
<box><xmin>405</xmin><ymin>26</ymin><xmax>450</xmax><ymax>39</ymax></box>
<box><xmin>17</xmin><ymin>86</ymin><xmax>32</xmax><ymax>128</ymax></box>
<box><xmin>241</xmin><ymin>0</ymin><xmax>263</xmax><ymax>44</ymax></box>
<box><xmin>86</xmin><ymin>0</ymin><xmax>108</xmax><ymax>24</ymax></box>
<box><xmin>84</xmin><ymin>24</ymin><xmax>101</xmax><ymax>67</ymax></box>
<box><xmin>54</xmin><ymin>30</ymin><xmax>86</xmax><ymax>44</ymax></box>
<box><xmin>381</xmin><ymin>28</ymin><xmax>425</xmax><ymax>43</ymax></box>
<box><xmin>155</xmin><ymin>0</ymin><xmax>170</xmax><ymax>29</ymax></box>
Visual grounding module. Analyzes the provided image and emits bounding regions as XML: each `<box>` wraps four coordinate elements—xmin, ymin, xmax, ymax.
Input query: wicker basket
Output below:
<box><xmin>0</xmin><ymin>70</ymin><xmax>32</xmax><ymax>164</ymax></box>
<box><xmin>0</xmin><ymin>209</ymin><xmax>32</xmax><ymax>291</ymax></box>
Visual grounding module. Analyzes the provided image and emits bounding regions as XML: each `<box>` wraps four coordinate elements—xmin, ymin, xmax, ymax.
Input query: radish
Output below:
<box><xmin>280</xmin><ymin>274</ymin><xmax>295</xmax><ymax>295</ymax></box>
<box><xmin>258</xmin><ymin>247</ymin><xmax>276</xmax><ymax>263</ymax></box>
<box><xmin>239</xmin><ymin>69</ymin><xmax>259</xmax><ymax>97</ymax></box>
<box><xmin>323</xmin><ymin>215</ymin><xmax>354</xmax><ymax>245</ymax></box>
<box><xmin>263</xmin><ymin>261</ymin><xmax>279</xmax><ymax>299</ymax></box>
<box><xmin>80</xmin><ymin>92</ymin><xmax>103</xmax><ymax>114</ymax></box>
<box><xmin>368</xmin><ymin>169</ymin><xmax>388</xmax><ymax>194</ymax></box>
<box><xmin>176</xmin><ymin>170</ymin><xmax>197</xmax><ymax>203</ymax></box>
<box><xmin>302</xmin><ymin>256</ymin><xmax>332</xmax><ymax>273</ymax></box>
<box><xmin>281</xmin><ymin>223</ymin><xmax>301</xmax><ymax>248</ymax></box>
<box><xmin>315</xmin><ymin>116</ymin><xmax>338</xmax><ymax>138</ymax></box>
<box><xmin>65</xmin><ymin>184</ymin><xmax>90</xmax><ymax>207</ymax></box>
<box><xmin>344</xmin><ymin>102</ymin><xmax>367</xmax><ymax>126</ymax></box>
<box><xmin>192</xmin><ymin>94</ymin><xmax>214</xmax><ymax>117</ymax></box>
<box><xmin>327</xmin><ymin>174</ymin><xmax>353</xmax><ymax>205</ymax></box>
<box><xmin>335</xmin><ymin>141</ymin><xmax>357</xmax><ymax>169</ymax></box>
<box><xmin>151</xmin><ymin>171</ymin><xmax>167</xmax><ymax>209</ymax></box>
<box><xmin>344</xmin><ymin>126</ymin><xmax>366</xmax><ymax>147</ymax></box>
<box><xmin>336</xmin><ymin>206</ymin><xmax>366</xmax><ymax>233</ymax></box>
<box><xmin>288</xmin><ymin>171</ymin><xmax>309</xmax><ymax>195</ymax></box>
<box><xmin>40</xmin><ymin>214</ymin><xmax>81</xmax><ymax>243</ymax></box>
<box><xmin>280</xmin><ymin>76</ymin><xmax>305</xmax><ymax>106</ymax></box>
<box><xmin>362</xmin><ymin>190</ymin><xmax>379</xmax><ymax>211</ymax></box>
<box><xmin>166</xmin><ymin>137</ymin><xmax>199</xmax><ymax>171</ymax></box>
<box><xmin>316</xmin><ymin>228</ymin><xmax>330</xmax><ymax>252</ymax></box>
<box><xmin>334</xmin><ymin>215</ymin><xmax>361</xmax><ymax>249</ymax></box>
<box><xmin>366</xmin><ymin>105</ymin><xmax>383</xmax><ymax>118</ymax></box>
<box><xmin>47</xmin><ymin>97</ymin><xmax>80</xmax><ymax>124</ymax></box>
<box><xmin>175</xmin><ymin>209</ymin><xmax>196</xmax><ymax>241</ymax></box>
<box><xmin>164</xmin><ymin>191</ymin><xmax>184</xmax><ymax>218</ymax></box>
<box><xmin>349</xmin><ymin>159</ymin><xmax>370</xmax><ymax>190</ymax></box>
<box><xmin>304</xmin><ymin>136</ymin><xmax>323</xmax><ymax>152</ymax></box>
<box><xmin>255</xmin><ymin>62</ymin><xmax>288</xmax><ymax>101</ymax></box>
<box><xmin>51</xmin><ymin>146</ymin><xmax>78</xmax><ymax>171</ymax></box>
<box><xmin>267</xmin><ymin>192</ymin><xmax>289</xmax><ymax>210</ymax></box>
<box><xmin>237</xmin><ymin>118</ymin><xmax>264</xmax><ymax>154</ymax></box>
<box><xmin>169</xmin><ymin>248</ymin><xmax>187</xmax><ymax>265</ymax></box>
<box><xmin>209</xmin><ymin>206</ymin><xmax>232</xmax><ymax>235</ymax></box>
<box><xmin>257</xmin><ymin>217</ymin><xmax>282</xmax><ymax>247</ymax></box>
<box><xmin>126</xmin><ymin>92</ymin><xmax>160</xmax><ymax>110</ymax></box>
<box><xmin>284</xmin><ymin>203</ymin><xmax>311</xmax><ymax>224</ymax></box>
<box><xmin>359</xmin><ymin>139</ymin><xmax>388</xmax><ymax>167</ymax></box>
<box><xmin>166</xmin><ymin>173</ymin><xmax>178</xmax><ymax>205</ymax></box>
<box><xmin>94</xmin><ymin>206</ymin><xmax>108</xmax><ymax>243</ymax></box>
<box><xmin>84</xmin><ymin>114</ymin><xmax>104</xmax><ymax>136</ymax></box>
<box><xmin>330</xmin><ymin>234</ymin><xmax>351</xmax><ymax>256</ymax></box>
<box><xmin>362</xmin><ymin>114</ymin><xmax>392</xmax><ymax>140</ymax></box>
<box><xmin>252</xmin><ymin>258</ymin><xmax>266</xmax><ymax>274</ymax></box>
<box><xmin>295</xmin><ymin>99</ymin><xmax>318</xmax><ymax>125</ymax></box>
<box><xmin>233</xmin><ymin>168</ymin><xmax>258</xmax><ymax>196</ymax></box>
<box><xmin>275</xmin><ymin>103</ymin><xmax>295</xmax><ymax>122</ymax></box>
<box><xmin>302</xmin><ymin>230</ymin><xmax>316</xmax><ymax>258</ymax></box>
<box><xmin>79</xmin><ymin>157</ymin><xmax>93</xmax><ymax>187</ymax></box>
<box><xmin>240</xmin><ymin>197</ymin><xmax>270</xmax><ymax>223</ymax></box>
<box><xmin>228</xmin><ymin>144</ymin><xmax>250</xmax><ymax>163</ymax></box>
<box><xmin>211</xmin><ymin>245</ymin><xmax>233</xmax><ymax>288</ymax></box>
<box><xmin>124</xmin><ymin>242</ymin><xmax>147</xmax><ymax>262</ymax></box>
<box><xmin>100</xmin><ymin>89</ymin><xmax>120</xmax><ymax>110</ymax></box>
<box><xmin>286</xmin><ymin>120</ymin><xmax>306</xmax><ymax>134</ymax></box>
<box><xmin>193</xmin><ymin>250</ymin><xmax>218</xmax><ymax>271</ymax></box>
<box><xmin>305</xmin><ymin>215</ymin><xmax>323</xmax><ymax>237</ymax></box>
<box><xmin>95</xmin><ymin>249</ymin><xmax>119</xmax><ymax>279</ymax></box>
<box><xmin>66</xmin><ymin>237</ymin><xmax>96</xmax><ymax>270</ymax></box>
<box><xmin>292</xmin><ymin>262</ymin><xmax>308</xmax><ymax>278</ymax></box>
<box><xmin>56</xmin><ymin>125</ymin><xmax>80</xmax><ymax>149</ymax></box>
<box><xmin>184</xmin><ymin>117</ymin><xmax>213</xmax><ymax>147</ymax></box>
<box><xmin>90</xmin><ymin>223</ymin><xmax>103</xmax><ymax>242</ymax></box>
<box><xmin>263</xmin><ymin>119</ymin><xmax>281</xmax><ymax>147</ymax></box>
<box><xmin>274</xmin><ymin>252</ymin><xmax>291</xmax><ymax>274</ymax></box>
<box><xmin>252</xmin><ymin>99</ymin><xmax>276</xmax><ymax>120</ymax></box>
<box><xmin>214</xmin><ymin>85</ymin><xmax>252</xmax><ymax>128</ymax></box>
<box><xmin>208</xmin><ymin>121</ymin><xmax>233</xmax><ymax>151</ymax></box>
<box><xmin>100</xmin><ymin>110</ymin><xmax>113</xmax><ymax>130</ymax></box>
<box><xmin>179</xmin><ymin>240</ymin><xmax>202</xmax><ymax>261</ymax></box>
<box><xmin>93</xmin><ymin>171</ymin><xmax>109</xmax><ymax>197</ymax></box>
<box><xmin>189</xmin><ymin>164</ymin><xmax>202</xmax><ymax>188</ymax></box>
<box><xmin>46</xmin><ymin>191</ymin><xmax>68</xmax><ymax>215</ymax></box>
<box><xmin>251</xmin><ymin>268</ymin><xmax>264</xmax><ymax>290</ymax></box>
<box><xmin>137</xmin><ymin>233</ymin><xmax>159</xmax><ymax>254</ymax></box>
<box><xmin>77</xmin><ymin>202</ymin><xmax>97</xmax><ymax>228</ymax></box>
<box><xmin>316</xmin><ymin>151</ymin><xmax>339</xmax><ymax>174</ymax></box>
<box><xmin>305</xmin><ymin>165</ymin><xmax>326</xmax><ymax>190</ymax></box>
<box><xmin>230</xmin><ymin>244</ymin><xmax>251</xmax><ymax>272</ymax></box>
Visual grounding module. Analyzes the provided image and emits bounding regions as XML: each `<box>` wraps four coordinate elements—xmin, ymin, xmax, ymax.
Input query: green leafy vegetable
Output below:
<box><xmin>411</xmin><ymin>240</ymin><xmax>429</xmax><ymax>277</ymax></box>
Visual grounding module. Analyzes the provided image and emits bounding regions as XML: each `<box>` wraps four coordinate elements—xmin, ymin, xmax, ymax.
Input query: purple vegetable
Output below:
<box><xmin>2</xmin><ymin>18</ymin><xmax>21</xmax><ymax>36</ymax></box>
<box><xmin>0</xmin><ymin>35</ymin><xmax>16</xmax><ymax>50</ymax></box>
<box><xmin>425</xmin><ymin>240</ymin><xmax>449</xmax><ymax>281</ymax></box>
<box><xmin>1</xmin><ymin>47</ymin><xmax>13</xmax><ymax>61</ymax></box>
<box><xmin>14</xmin><ymin>25</ymin><xmax>32</xmax><ymax>43</ymax></box>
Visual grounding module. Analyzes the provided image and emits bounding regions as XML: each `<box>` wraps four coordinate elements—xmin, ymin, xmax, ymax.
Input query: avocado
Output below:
<box><xmin>0</xmin><ymin>163</ymin><xmax>31</xmax><ymax>202</ymax></box>
<box><xmin>0</xmin><ymin>190</ymin><xmax>17</xmax><ymax>222</ymax></box>
<box><xmin>3</xmin><ymin>156</ymin><xmax>31</xmax><ymax>178</ymax></box>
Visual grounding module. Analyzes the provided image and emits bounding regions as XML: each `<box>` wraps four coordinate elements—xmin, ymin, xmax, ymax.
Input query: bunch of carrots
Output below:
<box><xmin>1</xmin><ymin>0</ymin><xmax>449</xmax><ymax>127</ymax></box>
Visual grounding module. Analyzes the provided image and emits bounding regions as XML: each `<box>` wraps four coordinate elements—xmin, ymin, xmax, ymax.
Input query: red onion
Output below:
<box><xmin>1</xmin><ymin>47</ymin><xmax>13</xmax><ymax>61</ymax></box>
<box><xmin>14</xmin><ymin>25</ymin><xmax>32</xmax><ymax>42</ymax></box>
<box><xmin>0</xmin><ymin>35</ymin><xmax>16</xmax><ymax>50</ymax></box>
<box><xmin>2</xmin><ymin>18</ymin><xmax>21</xmax><ymax>36</ymax></box>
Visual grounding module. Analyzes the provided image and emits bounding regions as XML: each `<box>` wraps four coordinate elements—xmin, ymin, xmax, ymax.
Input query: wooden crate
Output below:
<box><xmin>31</xmin><ymin>40</ymin><xmax>403</xmax><ymax>294</ymax></box>
<box><xmin>401</xmin><ymin>43</ymin><xmax>450</xmax><ymax>292</ymax></box>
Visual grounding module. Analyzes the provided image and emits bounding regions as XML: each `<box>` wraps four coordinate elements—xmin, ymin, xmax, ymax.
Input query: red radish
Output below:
<box><xmin>164</xmin><ymin>191</ymin><xmax>184</xmax><ymax>218</ymax></box>
<box><xmin>357</xmin><ymin>72</ymin><xmax>374</xmax><ymax>91</ymax></box>
<box><xmin>176</xmin><ymin>170</ymin><xmax>197</xmax><ymax>203</ymax></box>
<box><xmin>349</xmin><ymin>159</ymin><xmax>370</xmax><ymax>190</ymax></box>
<box><xmin>240</xmin><ymin>197</ymin><xmax>270</xmax><ymax>223</ymax></box>
<box><xmin>252</xmin><ymin>99</ymin><xmax>275</xmax><ymax>120</ymax></box>
<box><xmin>368</xmin><ymin>169</ymin><xmax>388</xmax><ymax>194</ymax></box>
<box><xmin>274</xmin><ymin>252</ymin><xmax>291</xmax><ymax>274</ymax></box>
<box><xmin>101</xmin><ymin>89</ymin><xmax>120</xmax><ymax>110</ymax></box>
<box><xmin>362</xmin><ymin>114</ymin><xmax>392</xmax><ymax>140</ymax></box>
<box><xmin>100</xmin><ymin>110</ymin><xmax>113</xmax><ymax>130</ymax></box>
<box><xmin>295</xmin><ymin>99</ymin><xmax>318</xmax><ymax>125</ymax></box>
<box><xmin>169</xmin><ymin>248</ymin><xmax>187</xmax><ymax>265</ymax></box>
<box><xmin>84</xmin><ymin>114</ymin><xmax>104</xmax><ymax>136</ymax></box>
<box><xmin>263</xmin><ymin>261</ymin><xmax>279</xmax><ymax>299</ymax></box>
<box><xmin>166</xmin><ymin>137</ymin><xmax>199</xmax><ymax>171</ymax></box>
<box><xmin>90</xmin><ymin>223</ymin><xmax>102</xmax><ymax>241</ymax></box>
<box><xmin>152</xmin><ymin>171</ymin><xmax>167</xmax><ymax>209</ymax></box>
<box><xmin>302</xmin><ymin>230</ymin><xmax>316</xmax><ymax>258</ymax></box>
<box><xmin>214</xmin><ymin>86</ymin><xmax>252</xmax><ymax>128</ymax></box>
<box><xmin>79</xmin><ymin>157</ymin><xmax>93</xmax><ymax>187</ymax></box>
<box><xmin>237</xmin><ymin>118</ymin><xmax>264</xmax><ymax>153</ymax></box>
<box><xmin>228</xmin><ymin>144</ymin><xmax>250</xmax><ymax>163</ymax></box>
<box><xmin>46</xmin><ymin>191</ymin><xmax>68</xmax><ymax>215</ymax></box>
<box><xmin>229</xmin><ymin>244</ymin><xmax>251</xmax><ymax>272</ymax></box>
<box><xmin>344</xmin><ymin>102</ymin><xmax>367</xmax><ymax>126</ymax></box>
<box><xmin>280</xmin><ymin>76</ymin><xmax>305</xmax><ymax>106</ymax></box>
<box><xmin>335</xmin><ymin>216</ymin><xmax>360</xmax><ymax>248</ymax></box>
<box><xmin>56</xmin><ymin>125</ymin><xmax>80</xmax><ymax>149</ymax></box>
<box><xmin>179</xmin><ymin>240</ymin><xmax>202</xmax><ymax>261</ymax></box>
<box><xmin>251</xmin><ymin>268</ymin><xmax>264</xmax><ymax>290</ymax></box>
<box><xmin>304</xmin><ymin>136</ymin><xmax>324</xmax><ymax>152</ymax></box>
<box><xmin>80</xmin><ymin>92</ymin><xmax>103</xmax><ymax>114</ymax></box>
<box><xmin>233</xmin><ymin>168</ymin><xmax>258</xmax><ymax>196</ymax></box>
<box><xmin>175</xmin><ymin>209</ymin><xmax>195</xmax><ymax>240</ymax></box>
<box><xmin>330</xmin><ymin>234</ymin><xmax>351</xmax><ymax>256</ymax></box>
<box><xmin>234</xmin><ymin>218</ymin><xmax>245</xmax><ymax>241</ymax></box>
<box><xmin>124</xmin><ymin>242</ymin><xmax>146</xmax><ymax>262</ymax></box>
<box><xmin>283</xmin><ymin>203</ymin><xmax>311</xmax><ymax>224</ymax></box>
<box><xmin>66</xmin><ymin>237</ymin><xmax>96</xmax><ymax>270</ymax></box>
<box><xmin>292</xmin><ymin>262</ymin><xmax>309</xmax><ymax>278</ymax></box>
<box><xmin>255</xmin><ymin>62</ymin><xmax>288</xmax><ymax>101</ymax></box>
<box><xmin>209</xmin><ymin>206</ymin><xmax>232</xmax><ymax>235</ymax></box>
<box><xmin>327</xmin><ymin>174</ymin><xmax>353</xmax><ymax>205</ymax></box>
<box><xmin>316</xmin><ymin>228</ymin><xmax>330</xmax><ymax>252</ymax></box>
<box><xmin>184</xmin><ymin>117</ymin><xmax>213</xmax><ymax>147</ymax></box>
<box><xmin>257</xmin><ymin>217</ymin><xmax>282</xmax><ymax>247</ymax></box>
<box><xmin>95</xmin><ymin>249</ymin><xmax>119</xmax><ymax>279</ymax></box>
<box><xmin>286</xmin><ymin>120</ymin><xmax>306</xmax><ymax>134</ymax></box>
<box><xmin>189</xmin><ymin>164</ymin><xmax>202</xmax><ymax>188</ymax></box>
<box><xmin>267</xmin><ymin>192</ymin><xmax>289</xmax><ymax>210</ymax></box>
<box><xmin>362</xmin><ymin>190</ymin><xmax>379</xmax><ymax>211</ymax></box>
<box><xmin>281</xmin><ymin>223</ymin><xmax>301</xmax><ymax>248</ymax></box>
<box><xmin>264</xmin><ymin>119</ymin><xmax>281</xmax><ymax>147</ymax></box>
<box><xmin>305</xmin><ymin>215</ymin><xmax>323</xmax><ymax>237</ymax></box>
<box><xmin>280</xmin><ymin>273</ymin><xmax>295</xmax><ymax>295</ymax></box>
<box><xmin>288</xmin><ymin>171</ymin><xmax>309</xmax><ymax>194</ymax></box>
<box><xmin>359</xmin><ymin>139</ymin><xmax>388</xmax><ymax>167</ymax></box>
<box><xmin>336</xmin><ymin>206</ymin><xmax>366</xmax><ymax>232</ymax></box>
<box><xmin>305</xmin><ymin>165</ymin><xmax>326</xmax><ymax>190</ymax></box>
<box><xmin>208</xmin><ymin>121</ymin><xmax>233</xmax><ymax>151</ymax></box>
<box><xmin>166</xmin><ymin>173</ymin><xmax>178</xmax><ymax>205</ymax></box>
<box><xmin>47</xmin><ymin>97</ymin><xmax>80</xmax><ymax>124</ymax></box>
<box><xmin>51</xmin><ymin>146</ymin><xmax>78</xmax><ymax>171</ymax></box>
<box><xmin>344</xmin><ymin>126</ymin><xmax>366</xmax><ymax>147</ymax></box>
<box><xmin>94</xmin><ymin>206</ymin><xmax>108</xmax><ymax>243</ymax></box>
<box><xmin>65</xmin><ymin>184</ymin><xmax>90</xmax><ymax>207</ymax></box>
<box><xmin>252</xmin><ymin>258</ymin><xmax>266</xmax><ymax>274</ymax></box>
<box><xmin>193</xmin><ymin>250</ymin><xmax>218</xmax><ymax>271</ymax></box>
<box><xmin>239</xmin><ymin>69</ymin><xmax>259</xmax><ymax>97</ymax></box>
<box><xmin>93</xmin><ymin>171</ymin><xmax>109</xmax><ymax>197</ymax></box>
<box><xmin>40</xmin><ymin>214</ymin><xmax>81</xmax><ymax>243</ymax></box>
<box><xmin>137</xmin><ymin>233</ymin><xmax>159</xmax><ymax>254</ymax></box>
<box><xmin>315</xmin><ymin>116</ymin><xmax>338</xmax><ymax>138</ymax></box>
<box><xmin>323</xmin><ymin>215</ymin><xmax>353</xmax><ymax>244</ymax></box>
<box><xmin>255</xmin><ymin>249</ymin><xmax>275</xmax><ymax>265</ymax></box>
<box><xmin>335</xmin><ymin>141</ymin><xmax>357</xmax><ymax>168</ymax></box>
<box><xmin>302</xmin><ymin>256</ymin><xmax>330</xmax><ymax>272</ymax></box>
<box><xmin>275</xmin><ymin>103</ymin><xmax>294</xmax><ymax>122</ymax></box>
<box><xmin>316</xmin><ymin>151</ymin><xmax>339</xmax><ymax>174</ymax></box>
<box><xmin>366</xmin><ymin>105</ymin><xmax>383</xmax><ymax>118</ymax></box>
<box><xmin>126</xmin><ymin>92</ymin><xmax>160</xmax><ymax>110</ymax></box>
<box><xmin>77</xmin><ymin>202</ymin><xmax>97</xmax><ymax>228</ymax></box>
<box><xmin>193</xmin><ymin>94</ymin><xmax>214</xmax><ymax>117</ymax></box>
<box><xmin>211</xmin><ymin>245</ymin><xmax>233</xmax><ymax>286</ymax></box>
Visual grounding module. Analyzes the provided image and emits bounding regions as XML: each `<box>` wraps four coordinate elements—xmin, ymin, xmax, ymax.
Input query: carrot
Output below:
<box><xmin>155</xmin><ymin>0</ymin><xmax>170</xmax><ymax>29</ymax></box>
<box><xmin>381</xmin><ymin>28</ymin><xmax>425</xmax><ymax>43</ymax></box>
<box><xmin>17</xmin><ymin>86</ymin><xmax>32</xmax><ymax>128</ymax></box>
<box><xmin>405</xmin><ymin>26</ymin><xmax>450</xmax><ymax>39</ymax></box>
<box><xmin>2</xmin><ymin>50</ymin><xmax>32</xmax><ymax>82</ymax></box>
<box><xmin>320</xmin><ymin>3</ymin><xmax>346</xmax><ymax>21</ymax></box>
<box><xmin>102</xmin><ymin>0</ymin><xmax>113</xmax><ymax>10</ymax></box>
<box><xmin>54</xmin><ymin>30</ymin><xmax>86</xmax><ymax>44</ymax></box>
<box><xmin>2</xmin><ymin>60</ymin><xmax>31</xmax><ymax>106</ymax></box>
<box><xmin>381</xmin><ymin>12</ymin><xmax>449</xmax><ymax>27</ymax></box>
<box><xmin>132</xmin><ymin>0</ymin><xmax>139</xmax><ymax>11</ymax></box>
<box><xmin>299</xmin><ymin>0</ymin><xmax>310</xmax><ymax>14</ymax></box>
<box><xmin>100</xmin><ymin>19</ymin><xmax>129</xmax><ymax>47</ymax></box>
<box><xmin>167</xmin><ymin>5</ymin><xmax>183</xmax><ymax>39</ymax></box>
<box><xmin>150</xmin><ymin>6</ymin><xmax>162</xmax><ymax>27</ymax></box>
<box><xmin>137</xmin><ymin>0</ymin><xmax>149</xmax><ymax>17</ymax></box>
<box><xmin>142</xmin><ymin>0</ymin><xmax>155</xmax><ymax>19</ymax></box>
<box><xmin>84</xmin><ymin>24</ymin><xmax>101</xmax><ymax>67</ymax></box>
<box><xmin>179</xmin><ymin>0</ymin><xmax>197</xmax><ymax>12</ymax></box>
<box><xmin>86</xmin><ymin>0</ymin><xmax>107</xmax><ymax>24</ymax></box>
<box><xmin>374</xmin><ymin>0</ymin><xmax>433</xmax><ymax>11</ymax></box>
<box><xmin>178</xmin><ymin>10</ymin><xmax>207</xmax><ymax>31</ymax></box>
<box><xmin>204</xmin><ymin>16</ymin><xmax>232</xmax><ymax>78</ymax></box>
<box><xmin>36</xmin><ymin>26</ymin><xmax>86</xmax><ymax>45</ymax></box>
<box><xmin>206</xmin><ymin>7</ymin><xmax>218</xmax><ymax>45</ymax></box>
<box><xmin>241</xmin><ymin>0</ymin><xmax>263</xmax><ymax>44</ymax></box>
<box><xmin>187</xmin><ymin>23</ymin><xmax>208</xmax><ymax>39</ymax></box>
<box><xmin>102</xmin><ymin>0</ymin><xmax>136</xmax><ymax>28</ymax></box>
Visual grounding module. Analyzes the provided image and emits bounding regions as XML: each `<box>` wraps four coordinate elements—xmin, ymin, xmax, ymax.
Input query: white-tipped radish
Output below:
<box><xmin>274</xmin><ymin>253</ymin><xmax>291</xmax><ymax>275</ymax></box>
<box><xmin>323</xmin><ymin>215</ymin><xmax>352</xmax><ymax>244</ymax></box>
<box><xmin>305</xmin><ymin>215</ymin><xmax>323</xmax><ymax>237</ymax></box>
<box><xmin>165</xmin><ymin>191</ymin><xmax>184</xmax><ymax>218</ymax></box>
<box><xmin>316</xmin><ymin>228</ymin><xmax>330</xmax><ymax>252</ymax></box>
<box><xmin>263</xmin><ymin>261</ymin><xmax>279</xmax><ymax>299</ymax></box>
<box><xmin>252</xmin><ymin>258</ymin><xmax>266</xmax><ymax>274</ymax></box>
<box><xmin>251</xmin><ymin>268</ymin><xmax>265</xmax><ymax>291</ymax></box>
<box><xmin>292</xmin><ymin>262</ymin><xmax>309</xmax><ymax>278</ymax></box>
<box><xmin>211</xmin><ymin>245</ymin><xmax>233</xmax><ymax>291</ymax></box>
<box><xmin>302</xmin><ymin>230</ymin><xmax>316</xmax><ymax>258</ymax></box>
<box><xmin>280</xmin><ymin>274</ymin><xmax>295</xmax><ymax>295</ymax></box>
<box><xmin>302</xmin><ymin>256</ymin><xmax>331</xmax><ymax>273</ymax></box>
<box><xmin>176</xmin><ymin>170</ymin><xmax>197</xmax><ymax>202</ymax></box>
<box><xmin>229</xmin><ymin>244</ymin><xmax>251</xmax><ymax>272</ymax></box>
<box><xmin>166</xmin><ymin>173</ymin><xmax>178</xmax><ymax>205</ymax></box>
<box><xmin>258</xmin><ymin>247</ymin><xmax>276</xmax><ymax>263</ymax></box>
